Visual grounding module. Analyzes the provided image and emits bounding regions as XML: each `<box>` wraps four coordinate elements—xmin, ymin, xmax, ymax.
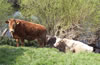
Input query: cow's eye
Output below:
<box><xmin>5</xmin><ymin>21</ymin><xmax>9</xmax><ymax>23</ymax></box>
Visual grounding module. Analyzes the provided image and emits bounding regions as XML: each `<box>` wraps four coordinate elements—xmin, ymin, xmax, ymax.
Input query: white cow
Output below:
<box><xmin>54</xmin><ymin>38</ymin><xmax>93</xmax><ymax>53</ymax></box>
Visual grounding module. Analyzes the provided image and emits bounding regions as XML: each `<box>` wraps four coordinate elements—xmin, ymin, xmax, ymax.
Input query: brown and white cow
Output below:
<box><xmin>6</xmin><ymin>18</ymin><xmax>47</xmax><ymax>47</ymax></box>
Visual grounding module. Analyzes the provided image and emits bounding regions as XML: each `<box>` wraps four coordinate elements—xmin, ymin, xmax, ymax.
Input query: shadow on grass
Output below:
<box><xmin>0</xmin><ymin>46</ymin><xmax>26</xmax><ymax>65</ymax></box>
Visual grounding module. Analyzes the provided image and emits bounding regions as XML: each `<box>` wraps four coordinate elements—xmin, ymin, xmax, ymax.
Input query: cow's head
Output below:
<box><xmin>53</xmin><ymin>37</ymin><xmax>62</xmax><ymax>47</ymax></box>
<box><xmin>5</xmin><ymin>19</ymin><xmax>20</xmax><ymax>33</ymax></box>
<box><xmin>54</xmin><ymin>40</ymin><xmax>67</xmax><ymax>52</ymax></box>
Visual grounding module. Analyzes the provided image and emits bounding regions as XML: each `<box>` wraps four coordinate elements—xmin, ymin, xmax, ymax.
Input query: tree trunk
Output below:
<box><xmin>1</xmin><ymin>28</ymin><xmax>8</xmax><ymax>36</ymax></box>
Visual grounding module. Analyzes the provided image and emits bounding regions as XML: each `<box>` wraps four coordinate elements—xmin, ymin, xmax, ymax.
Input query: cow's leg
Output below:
<box><xmin>43</xmin><ymin>36</ymin><xmax>47</xmax><ymax>46</ymax></box>
<box><xmin>16</xmin><ymin>39</ymin><xmax>19</xmax><ymax>47</ymax></box>
<box><xmin>41</xmin><ymin>38</ymin><xmax>46</xmax><ymax>47</ymax></box>
<box><xmin>40</xmin><ymin>34</ymin><xmax>47</xmax><ymax>46</ymax></box>
<box><xmin>37</xmin><ymin>38</ymin><xmax>44</xmax><ymax>47</ymax></box>
<box><xmin>21</xmin><ymin>39</ymin><xmax>24</xmax><ymax>46</ymax></box>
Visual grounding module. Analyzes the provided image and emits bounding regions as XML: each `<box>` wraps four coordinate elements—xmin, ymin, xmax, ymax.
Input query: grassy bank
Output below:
<box><xmin>0</xmin><ymin>45</ymin><xmax>100</xmax><ymax>65</ymax></box>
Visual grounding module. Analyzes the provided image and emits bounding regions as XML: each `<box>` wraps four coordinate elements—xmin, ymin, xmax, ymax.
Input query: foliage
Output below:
<box><xmin>0</xmin><ymin>0</ymin><xmax>99</xmax><ymax>35</ymax></box>
<box><xmin>19</xmin><ymin>0</ymin><xmax>100</xmax><ymax>35</ymax></box>
<box><xmin>0</xmin><ymin>37</ymin><xmax>16</xmax><ymax>46</ymax></box>
<box><xmin>0</xmin><ymin>45</ymin><xmax>100</xmax><ymax>65</ymax></box>
<box><xmin>0</xmin><ymin>0</ymin><xmax>14</xmax><ymax>23</ymax></box>
<box><xmin>0</xmin><ymin>37</ymin><xmax>39</xmax><ymax>47</ymax></box>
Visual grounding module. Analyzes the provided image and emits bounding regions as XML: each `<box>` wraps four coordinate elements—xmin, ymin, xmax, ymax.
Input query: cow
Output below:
<box><xmin>54</xmin><ymin>38</ymin><xmax>93</xmax><ymax>53</ymax></box>
<box><xmin>5</xmin><ymin>18</ymin><xmax>47</xmax><ymax>47</ymax></box>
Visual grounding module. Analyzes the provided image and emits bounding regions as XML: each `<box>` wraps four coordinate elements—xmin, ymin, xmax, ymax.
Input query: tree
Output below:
<box><xmin>19</xmin><ymin>0</ymin><xmax>100</xmax><ymax>35</ymax></box>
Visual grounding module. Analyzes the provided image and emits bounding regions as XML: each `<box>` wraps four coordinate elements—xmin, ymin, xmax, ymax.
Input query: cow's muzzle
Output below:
<box><xmin>9</xmin><ymin>29</ymin><xmax>14</xmax><ymax>33</ymax></box>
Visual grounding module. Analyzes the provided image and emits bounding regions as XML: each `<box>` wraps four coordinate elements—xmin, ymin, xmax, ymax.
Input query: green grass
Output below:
<box><xmin>0</xmin><ymin>45</ymin><xmax>100</xmax><ymax>65</ymax></box>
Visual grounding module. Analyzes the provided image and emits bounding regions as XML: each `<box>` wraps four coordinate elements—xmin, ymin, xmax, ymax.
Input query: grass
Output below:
<box><xmin>0</xmin><ymin>45</ymin><xmax>100</xmax><ymax>65</ymax></box>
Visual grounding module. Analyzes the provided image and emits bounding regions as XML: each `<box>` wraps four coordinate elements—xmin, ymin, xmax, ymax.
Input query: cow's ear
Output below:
<box><xmin>5</xmin><ymin>21</ymin><xmax>9</xmax><ymax>24</ymax></box>
<box><xmin>14</xmin><ymin>19</ymin><xmax>20</xmax><ymax>25</ymax></box>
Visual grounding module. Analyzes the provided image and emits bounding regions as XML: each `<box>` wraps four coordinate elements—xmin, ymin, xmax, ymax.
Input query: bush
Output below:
<box><xmin>0</xmin><ymin>37</ymin><xmax>16</xmax><ymax>46</ymax></box>
<box><xmin>0</xmin><ymin>36</ymin><xmax>39</xmax><ymax>47</ymax></box>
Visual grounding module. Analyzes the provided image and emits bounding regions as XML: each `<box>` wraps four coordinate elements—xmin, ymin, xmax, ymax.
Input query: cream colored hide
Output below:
<box><xmin>54</xmin><ymin>38</ymin><xmax>93</xmax><ymax>53</ymax></box>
